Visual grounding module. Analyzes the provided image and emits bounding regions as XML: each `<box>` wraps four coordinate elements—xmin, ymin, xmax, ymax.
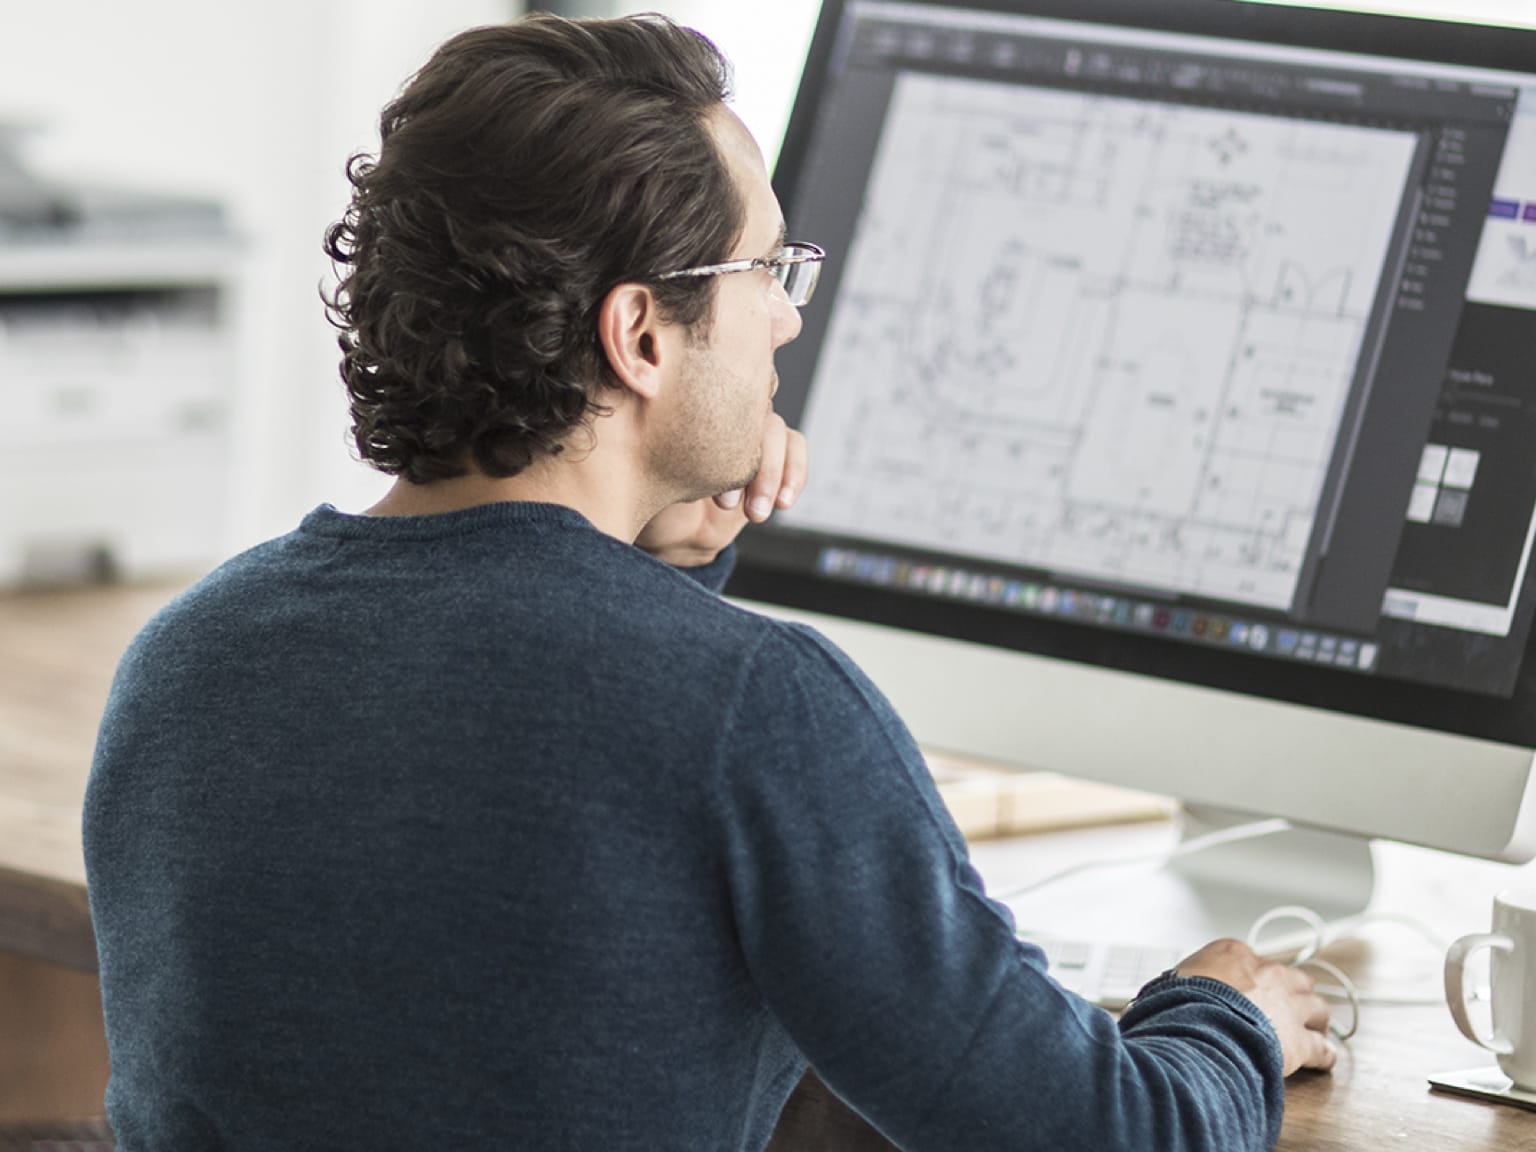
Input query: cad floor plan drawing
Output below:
<box><xmin>790</xmin><ymin>72</ymin><xmax>1420</xmax><ymax>609</ymax></box>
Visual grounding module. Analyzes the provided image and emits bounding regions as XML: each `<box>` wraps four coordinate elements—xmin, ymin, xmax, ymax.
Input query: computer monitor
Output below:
<box><xmin>728</xmin><ymin>0</ymin><xmax>1536</xmax><ymax>947</ymax></box>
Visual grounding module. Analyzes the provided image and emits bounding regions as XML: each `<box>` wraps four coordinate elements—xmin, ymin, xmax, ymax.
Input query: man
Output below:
<box><xmin>85</xmin><ymin>13</ymin><xmax>1332</xmax><ymax>1152</ymax></box>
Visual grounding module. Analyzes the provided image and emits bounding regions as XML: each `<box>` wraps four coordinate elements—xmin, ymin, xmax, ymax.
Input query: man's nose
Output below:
<box><xmin>773</xmin><ymin>289</ymin><xmax>803</xmax><ymax>347</ymax></box>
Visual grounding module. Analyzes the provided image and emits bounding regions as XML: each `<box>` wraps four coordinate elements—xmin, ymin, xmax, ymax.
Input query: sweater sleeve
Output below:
<box><xmin>671</xmin><ymin>542</ymin><xmax>737</xmax><ymax>593</ymax></box>
<box><xmin>711</xmin><ymin>622</ymin><xmax>1285</xmax><ymax>1152</ymax></box>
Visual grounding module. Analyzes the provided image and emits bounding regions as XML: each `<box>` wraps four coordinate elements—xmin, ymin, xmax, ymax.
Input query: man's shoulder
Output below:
<box><xmin>734</xmin><ymin>614</ymin><xmax>860</xmax><ymax>675</ymax></box>
<box><xmin>143</xmin><ymin>528</ymin><xmax>306</xmax><ymax>615</ymax></box>
<box><xmin>716</xmin><ymin>613</ymin><xmax>903</xmax><ymax>736</ymax></box>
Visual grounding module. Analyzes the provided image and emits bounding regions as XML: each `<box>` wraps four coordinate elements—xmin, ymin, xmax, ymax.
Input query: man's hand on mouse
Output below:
<box><xmin>1177</xmin><ymin>937</ymin><xmax>1337</xmax><ymax>1077</ymax></box>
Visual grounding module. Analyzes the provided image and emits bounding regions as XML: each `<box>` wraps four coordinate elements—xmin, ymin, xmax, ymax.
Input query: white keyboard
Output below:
<box><xmin>1023</xmin><ymin>935</ymin><xmax>1183</xmax><ymax>1009</ymax></box>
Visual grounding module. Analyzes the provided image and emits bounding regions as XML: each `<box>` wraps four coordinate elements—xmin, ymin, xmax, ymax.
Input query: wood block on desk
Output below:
<box><xmin>928</xmin><ymin>753</ymin><xmax>1174</xmax><ymax>840</ymax></box>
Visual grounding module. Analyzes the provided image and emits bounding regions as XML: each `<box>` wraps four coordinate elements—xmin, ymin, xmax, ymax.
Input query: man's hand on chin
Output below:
<box><xmin>636</xmin><ymin>413</ymin><xmax>807</xmax><ymax>567</ymax></box>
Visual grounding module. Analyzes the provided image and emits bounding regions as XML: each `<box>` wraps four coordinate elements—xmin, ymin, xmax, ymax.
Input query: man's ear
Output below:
<box><xmin>597</xmin><ymin>282</ymin><xmax>673</xmax><ymax>401</ymax></box>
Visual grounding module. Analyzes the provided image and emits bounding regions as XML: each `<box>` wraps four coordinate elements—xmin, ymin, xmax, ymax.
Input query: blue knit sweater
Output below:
<box><xmin>85</xmin><ymin>502</ymin><xmax>1284</xmax><ymax>1151</ymax></box>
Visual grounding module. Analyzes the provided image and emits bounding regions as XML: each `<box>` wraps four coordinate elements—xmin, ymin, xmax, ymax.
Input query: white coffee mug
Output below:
<box><xmin>1445</xmin><ymin>888</ymin><xmax>1536</xmax><ymax>1090</ymax></box>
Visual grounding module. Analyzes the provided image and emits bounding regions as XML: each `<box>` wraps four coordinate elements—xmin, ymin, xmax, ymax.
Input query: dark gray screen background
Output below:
<box><xmin>747</xmin><ymin>1</ymin><xmax>1536</xmax><ymax>702</ymax></box>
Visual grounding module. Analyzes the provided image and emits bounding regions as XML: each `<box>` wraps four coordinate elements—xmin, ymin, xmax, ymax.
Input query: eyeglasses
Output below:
<box><xmin>654</xmin><ymin>241</ymin><xmax>825</xmax><ymax>307</ymax></box>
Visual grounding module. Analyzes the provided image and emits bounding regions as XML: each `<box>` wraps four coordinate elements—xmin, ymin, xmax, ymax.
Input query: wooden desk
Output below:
<box><xmin>0</xmin><ymin>583</ymin><xmax>180</xmax><ymax>970</ymax></box>
<box><xmin>0</xmin><ymin>582</ymin><xmax>181</xmax><ymax>1122</ymax></box>
<box><xmin>3</xmin><ymin>583</ymin><xmax>1535</xmax><ymax>1148</ymax></box>
<box><xmin>979</xmin><ymin>827</ymin><xmax>1536</xmax><ymax>1151</ymax></box>
<box><xmin>1270</xmin><ymin>846</ymin><xmax>1536</xmax><ymax>1152</ymax></box>
<box><xmin>770</xmin><ymin>997</ymin><xmax>1531</xmax><ymax>1152</ymax></box>
<box><xmin>768</xmin><ymin>830</ymin><xmax>1536</xmax><ymax>1151</ymax></box>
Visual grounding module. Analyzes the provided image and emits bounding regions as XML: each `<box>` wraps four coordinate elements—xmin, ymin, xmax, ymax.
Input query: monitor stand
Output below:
<box><xmin>1001</xmin><ymin>804</ymin><xmax>1376</xmax><ymax>955</ymax></box>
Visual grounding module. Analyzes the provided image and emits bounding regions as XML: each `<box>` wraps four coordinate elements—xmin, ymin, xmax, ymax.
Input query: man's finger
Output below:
<box><xmin>1303</xmin><ymin>991</ymin><xmax>1332</xmax><ymax>1034</ymax></box>
<box><xmin>1302</xmin><ymin>1031</ymin><xmax>1338</xmax><ymax>1072</ymax></box>
<box><xmin>777</xmin><ymin>428</ymin><xmax>808</xmax><ymax>509</ymax></box>
<box><xmin>745</xmin><ymin>415</ymin><xmax>790</xmax><ymax>521</ymax></box>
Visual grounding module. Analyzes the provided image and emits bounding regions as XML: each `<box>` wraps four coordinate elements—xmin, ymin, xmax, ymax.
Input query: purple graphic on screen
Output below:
<box><xmin>1524</xmin><ymin>203</ymin><xmax>1536</xmax><ymax>223</ymax></box>
<box><xmin>1490</xmin><ymin>199</ymin><xmax>1521</xmax><ymax>219</ymax></box>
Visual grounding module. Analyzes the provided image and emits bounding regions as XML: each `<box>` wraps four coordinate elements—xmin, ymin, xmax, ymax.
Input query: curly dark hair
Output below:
<box><xmin>323</xmin><ymin>13</ymin><xmax>744</xmax><ymax>483</ymax></box>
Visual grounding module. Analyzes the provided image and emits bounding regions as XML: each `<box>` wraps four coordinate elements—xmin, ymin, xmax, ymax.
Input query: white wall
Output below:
<box><xmin>0</xmin><ymin>0</ymin><xmax>515</xmax><ymax>554</ymax></box>
<box><xmin>4</xmin><ymin>0</ymin><xmax>1535</xmax><ymax>562</ymax></box>
<box><xmin>608</xmin><ymin>1</ymin><xmax>822</xmax><ymax>171</ymax></box>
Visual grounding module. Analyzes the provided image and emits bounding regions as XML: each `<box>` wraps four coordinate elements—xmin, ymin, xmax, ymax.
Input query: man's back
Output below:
<box><xmin>86</xmin><ymin>502</ymin><xmax>1302</xmax><ymax>1152</ymax></box>
<box><xmin>86</xmin><ymin>503</ymin><xmax>805</xmax><ymax>1150</ymax></box>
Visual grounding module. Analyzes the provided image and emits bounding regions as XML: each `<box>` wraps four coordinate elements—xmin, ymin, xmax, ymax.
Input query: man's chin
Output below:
<box><xmin>725</xmin><ymin>455</ymin><xmax>763</xmax><ymax>501</ymax></box>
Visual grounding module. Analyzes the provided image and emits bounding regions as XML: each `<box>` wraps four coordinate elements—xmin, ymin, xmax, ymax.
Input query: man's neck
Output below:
<box><xmin>364</xmin><ymin>456</ymin><xmax>663</xmax><ymax>545</ymax></box>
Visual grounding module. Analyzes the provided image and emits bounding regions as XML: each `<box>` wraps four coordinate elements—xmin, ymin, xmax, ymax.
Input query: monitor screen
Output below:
<box><xmin>728</xmin><ymin>0</ymin><xmax>1536</xmax><ymax>899</ymax></box>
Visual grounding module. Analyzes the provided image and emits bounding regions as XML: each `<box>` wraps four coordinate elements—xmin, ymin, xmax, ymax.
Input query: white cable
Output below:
<box><xmin>1298</xmin><ymin>957</ymin><xmax>1360</xmax><ymax>1041</ymax></box>
<box><xmin>993</xmin><ymin>817</ymin><xmax>1293</xmax><ymax>902</ymax></box>
<box><xmin>995</xmin><ymin>825</ymin><xmax>1442</xmax><ymax>1036</ymax></box>
<box><xmin>1349</xmin><ymin>910</ymin><xmax>1447</xmax><ymax>953</ymax></box>
<box><xmin>1324</xmin><ymin>912</ymin><xmax>1452</xmax><ymax>1008</ymax></box>
<box><xmin>1243</xmin><ymin>905</ymin><xmax>1361</xmax><ymax>1041</ymax></box>
<box><xmin>1246</xmin><ymin>904</ymin><xmax>1327</xmax><ymax>963</ymax></box>
<box><xmin>1169</xmin><ymin>818</ymin><xmax>1294</xmax><ymax>860</ymax></box>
